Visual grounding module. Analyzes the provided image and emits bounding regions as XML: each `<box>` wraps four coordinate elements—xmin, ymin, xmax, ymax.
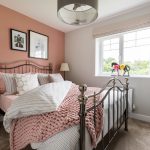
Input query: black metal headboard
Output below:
<box><xmin>0</xmin><ymin>60</ymin><xmax>52</xmax><ymax>74</ymax></box>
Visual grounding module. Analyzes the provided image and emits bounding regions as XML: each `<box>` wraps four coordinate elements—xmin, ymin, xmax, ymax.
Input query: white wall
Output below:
<box><xmin>65</xmin><ymin>4</ymin><xmax>150</xmax><ymax>117</ymax></box>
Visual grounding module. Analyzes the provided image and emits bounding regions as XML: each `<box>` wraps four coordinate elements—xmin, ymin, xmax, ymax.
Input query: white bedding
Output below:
<box><xmin>31</xmin><ymin>89</ymin><xmax>132</xmax><ymax>150</ymax></box>
<box><xmin>3</xmin><ymin>81</ymin><xmax>72</xmax><ymax>132</ymax></box>
<box><xmin>3</xmin><ymin>82</ymin><xmax>132</xmax><ymax>150</ymax></box>
<box><xmin>0</xmin><ymin>95</ymin><xmax>18</xmax><ymax>112</ymax></box>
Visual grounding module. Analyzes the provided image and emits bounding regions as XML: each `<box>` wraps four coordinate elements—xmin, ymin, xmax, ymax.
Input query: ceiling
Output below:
<box><xmin>0</xmin><ymin>0</ymin><xmax>150</xmax><ymax>33</ymax></box>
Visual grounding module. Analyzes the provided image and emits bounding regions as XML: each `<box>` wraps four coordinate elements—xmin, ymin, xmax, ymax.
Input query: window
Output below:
<box><xmin>95</xmin><ymin>27</ymin><xmax>150</xmax><ymax>76</ymax></box>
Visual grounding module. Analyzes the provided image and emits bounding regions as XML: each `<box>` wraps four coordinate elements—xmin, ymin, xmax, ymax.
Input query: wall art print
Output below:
<box><xmin>29</xmin><ymin>30</ymin><xmax>48</xmax><ymax>59</ymax></box>
<box><xmin>10</xmin><ymin>29</ymin><xmax>27</xmax><ymax>51</ymax></box>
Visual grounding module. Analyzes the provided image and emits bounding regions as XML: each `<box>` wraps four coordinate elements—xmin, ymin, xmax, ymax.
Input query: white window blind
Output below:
<box><xmin>93</xmin><ymin>14</ymin><xmax>150</xmax><ymax>38</ymax></box>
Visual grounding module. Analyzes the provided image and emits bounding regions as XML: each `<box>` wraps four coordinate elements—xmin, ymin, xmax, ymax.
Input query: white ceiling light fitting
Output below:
<box><xmin>57</xmin><ymin>0</ymin><xmax>98</xmax><ymax>25</ymax></box>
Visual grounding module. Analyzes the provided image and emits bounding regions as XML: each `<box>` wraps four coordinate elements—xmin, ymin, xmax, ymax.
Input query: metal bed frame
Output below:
<box><xmin>0</xmin><ymin>60</ymin><xmax>129</xmax><ymax>150</ymax></box>
<box><xmin>78</xmin><ymin>77</ymin><xmax>129</xmax><ymax>150</ymax></box>
<box><xmin>0</xmin><ymin>60</ymin><xmax>52</xmax><ymax>74</ymax></box>
<box><xmin>0</xmin><ymin>60</ymin><xmax>53</xmax><ymax>115</ymax></box>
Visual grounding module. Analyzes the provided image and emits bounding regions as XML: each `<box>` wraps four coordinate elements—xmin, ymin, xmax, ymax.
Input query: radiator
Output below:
<box><xmin>128</xmin><ymin>88</ymin><xmax>133</xmax><ymax>112</ymax></box>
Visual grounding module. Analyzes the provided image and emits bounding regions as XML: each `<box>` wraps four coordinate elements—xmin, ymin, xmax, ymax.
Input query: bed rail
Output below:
<box><xmin>78</xmin><ymin>77</ymin><xmax>129</xmax><ymax>150</ymax></box>
<box><xmin>0</xmin><ymin>60</ymin><xmax>53</xmax><ymax>115</ymax></box>
<box><xmin>0</xmin><ymin>60</ymin><xmax>52</xmax><ymax>74</ymax></box>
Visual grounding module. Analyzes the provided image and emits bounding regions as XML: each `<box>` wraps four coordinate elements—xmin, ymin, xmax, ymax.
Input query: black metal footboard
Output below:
<box><xmin>78</xmin><ymin>77</ymin><xmax>129</xmax><ymax>150</ymax></box>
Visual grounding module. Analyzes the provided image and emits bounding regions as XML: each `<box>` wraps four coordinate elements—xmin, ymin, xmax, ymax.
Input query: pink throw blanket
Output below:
<box><xmin>10</xmin><ymin>84</ymin><xmax>103</xmax><ymax>150</ymax></box>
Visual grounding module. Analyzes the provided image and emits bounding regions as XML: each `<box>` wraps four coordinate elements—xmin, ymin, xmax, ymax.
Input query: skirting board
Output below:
<box><xmin>129</xmin><ymin>112</ymin><xmax>150</xmax><ymax>123</ymax></box>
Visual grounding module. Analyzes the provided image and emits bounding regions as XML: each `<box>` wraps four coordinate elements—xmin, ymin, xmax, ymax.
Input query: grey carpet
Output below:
<box><xmin>109</xmin><ymin>119</ymin><xmax>150</xmax><ymax>150</ymax></box>
<box><xmin>0</xmin><ymin>119</ymin><xmax>149</xmax><ymax>150</ymax></box>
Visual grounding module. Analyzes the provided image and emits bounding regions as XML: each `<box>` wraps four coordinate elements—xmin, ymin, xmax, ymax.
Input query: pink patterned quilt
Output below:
<box><xmin>10</xmin><ymin>84</ymin><xmax>103</xmax><ymax>150</ymax></box>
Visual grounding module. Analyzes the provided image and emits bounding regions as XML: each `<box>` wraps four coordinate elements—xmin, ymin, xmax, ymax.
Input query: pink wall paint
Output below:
<box><xmin>0</xmin><ymin>5</ymin><xmax>65</xmax><ymax>72</ymax></box>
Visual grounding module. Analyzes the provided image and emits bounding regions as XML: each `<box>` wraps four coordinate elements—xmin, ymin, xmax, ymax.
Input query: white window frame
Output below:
<box><xmin>95</xmin><ymin>27</ymin><xmax>150</xmax><ymax>77</ymax></box>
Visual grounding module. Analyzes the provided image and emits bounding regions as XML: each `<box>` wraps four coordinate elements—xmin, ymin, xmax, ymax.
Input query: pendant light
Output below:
<box><xmin>57</xmin><ymin>0</ymin><xmax>98</xmax><ymax>25</ymax></box>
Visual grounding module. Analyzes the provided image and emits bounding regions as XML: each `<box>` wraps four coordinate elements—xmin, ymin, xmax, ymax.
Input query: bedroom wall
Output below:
<box><xmin>0</xmin><ymin>5</ymin><xmax>64</xmax><ymax>72</ymax></box>
<box><xmin>65</xmin><ymin>4</ymin><xmax>150</xmax><ymax>118</ymax></box>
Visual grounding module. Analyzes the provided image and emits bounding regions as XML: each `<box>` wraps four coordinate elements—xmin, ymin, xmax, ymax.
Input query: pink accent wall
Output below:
<box><xmin>0</xmin><ymin>5</ymin><xmax>65</xmax><ymax>72</ymax></box>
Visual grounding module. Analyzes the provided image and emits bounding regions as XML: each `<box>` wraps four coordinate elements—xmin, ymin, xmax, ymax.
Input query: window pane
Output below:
<box><xmin>103</xmin><ymin>40</ymin><xmax>110</xmax><ymax>45</ymax></box>
<box><xmin>104</xmin><ymin>50</ymin><xmax>119</xmax><ymax>61</ymax></box>
<box><xmin>124</xmin><ymin>44</ymin><xmax>150</xmax><ymax>75</ymax></box>
<box><xmin>102</xmin><ymin>38</ymin><xmax>119</xmax><ymax>73</ymax></box>
<box><xmin>111</xmin><ymin>44</ymin><xmax>119</xmax><ymax>49</ymax></box>
<box><xmin>136</xmin><ymin>38</ymin><xmax>150</xmax><ymax>46</ymax></box>
<box><xmin>123</xmin><ymin>27</ymin><xmax>150</xmax><ymax>76</ymax></box>
<box><xmin>103</xmin><ymin>45</ymin><xmax>110</xmax><ymax>51</ymax></box>
<box><xmin>111</xmin><ymin>38</ymin><xmax>119</xmax><ymax>44</ymax></box>
<box><xmin>124</xmin><ymin>32</ymin><xmax>136</xmax><ymax>41</ymax></box>
<box><xmin>124</xmin><ymin>41</ymin><xmax>135</xmax><ymax>48</ymax></box>
<box><xmin>137</xmin><ymin>29</ymin><xmax>150</xmax><ymax>39</ymax></box>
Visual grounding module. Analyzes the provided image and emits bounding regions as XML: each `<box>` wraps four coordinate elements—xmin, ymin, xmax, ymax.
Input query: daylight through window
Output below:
<box><xmin>95</xmin><ymin>27</ymin><xmax>150</xmax><ymax>76</ymax></box>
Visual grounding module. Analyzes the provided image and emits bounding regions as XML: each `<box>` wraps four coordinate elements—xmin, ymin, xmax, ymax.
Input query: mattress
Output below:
<box><xmin>0</xmin><ymin>95</ymin><xmax>18</xmax><ymax>112</ymax></box>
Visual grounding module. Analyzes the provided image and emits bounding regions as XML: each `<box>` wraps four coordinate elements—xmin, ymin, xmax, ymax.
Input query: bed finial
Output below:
<box><xmin>113</xmin><ymin>77</ymin><xmax>116</xmax><ymax>86</ymax></box>
<box><xmin>79</xmin><ymin>84</ymin><xmax>87</xmax><ymax>94</ymax></box>
<box><xmin>78</xmin><ymin>84</ymin><xmax>88</xmax><ymax>104</ymax></box>
<box><xmin>125</xmin><ymin>77</ymin><xmax>129</xmax><ymax>85</ymax></box>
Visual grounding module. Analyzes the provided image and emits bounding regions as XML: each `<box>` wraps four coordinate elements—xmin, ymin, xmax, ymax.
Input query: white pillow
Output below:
<box><xmin>14</xmin><ymin>74</ymin><xmax>39</xmax><ymax>95</ymax></box>
<box><xmin>38</xmin><ymin>73</ymin><xmax>50</xmax><ymax>85</ymax></box>
<box><xmin>49</xmin><ymin>73</ymin><xmax>64</xmax><ymax>82</ymax></box>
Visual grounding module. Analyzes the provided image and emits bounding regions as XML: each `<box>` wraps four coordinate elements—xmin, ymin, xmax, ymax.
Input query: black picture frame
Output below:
<box><xmin>10</xmin><ymin>29</ymin><xmax>27</xmax><ymax>51</ymax></box>
<box><xmin>28</xmin><ymin>30</ymin><xmax>48</xmax><ymax>60</ymax></box>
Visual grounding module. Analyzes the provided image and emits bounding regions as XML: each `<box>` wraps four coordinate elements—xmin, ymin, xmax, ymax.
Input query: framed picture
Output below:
<box><xmin>10</xmin><ymin>29</ymin><xmax>27</xmax><ymax>51</ymax></box>
<box><xmin>29</xmin><ymin>30</ymin><xmax>48</xmax><ymax>59</ymax></box>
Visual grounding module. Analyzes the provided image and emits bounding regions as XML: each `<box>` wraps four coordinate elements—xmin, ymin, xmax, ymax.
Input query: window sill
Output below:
<box><xmin>95</xmin><ymin>74</ymin><xmax>150</xmax><ymax>79</ymax></box>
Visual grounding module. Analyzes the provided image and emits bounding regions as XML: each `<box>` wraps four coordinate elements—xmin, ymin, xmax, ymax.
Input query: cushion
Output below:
<box><xmin>49</xmin><ymin>73</ymin><xmax>64</xmax><ymax>82</ymax></box>
<box><xmin>0</xmin><ymin>76</ymin><xmax>6</xmax><ymax>94</ymax></box>
<box><xmin>38</xmin><ymin>73</ymin><xmax>50</xmax><ymax>85</ymax></box>
<box><xmin>0</xmin><ymin>73</ymin><xmax>17</xmax><ymax>95</ymax></box>
<box><xmin>14</xmin><ymin>73</ymin><xmax>39</xmax><ymax>95</ymax></box>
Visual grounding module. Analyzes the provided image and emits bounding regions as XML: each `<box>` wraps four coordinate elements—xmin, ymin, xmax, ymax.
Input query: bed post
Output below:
<box><xmin>124</xmin><ymin>77</ymin><xmax>129</xmax><ymax>131</ymax></box>
<box><xmin>78</xmin><ymin>84</ymin><xmax>88</xmax><ymax>150</ymax></box>
<box><xmin>49</xmin><ymin>63</ymin><xmax>52</xmax><ymax>73</ymax></box>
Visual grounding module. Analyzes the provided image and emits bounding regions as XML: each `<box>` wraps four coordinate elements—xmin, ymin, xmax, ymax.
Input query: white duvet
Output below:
<box><xmin>3</xmin><ymin>81</ymin><xmax>72</xmax><ymax>133</ymax></box>
<box><xmin>31</xmin><ymin>89</ymin><xmax>132</xmax><ymax>150</ymax></box>
<box><xmin>3</xmin><ymin>81</ymin><xmax>132</xmax><ymax>150</ymax></box>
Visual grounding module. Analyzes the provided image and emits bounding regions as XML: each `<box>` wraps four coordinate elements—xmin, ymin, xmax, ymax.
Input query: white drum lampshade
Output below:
<box><xmin>57</xmin><ymin>0</ymin><xmax>98</xmax><ymax>25</ymax></box>
<box><xmin>60</xmin><ymin>63</ymin><xmax>70</xmax><ymax>71</ymax></box>
<box><xmin>60</xmin><ymin>63</ymin><xmax>70</xmax><ymax>80</ymax></box>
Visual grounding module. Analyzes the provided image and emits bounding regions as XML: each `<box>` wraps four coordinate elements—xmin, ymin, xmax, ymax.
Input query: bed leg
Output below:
<box><xmin>124</xmin><ymin>110</ymin><xmax>128</xmax><ymax>131</ymax></box>
<box><xmin>124</xmin><ymin>78</ymin><xmax>129</xmax><ymax>132</ymax></box>
<box><xmin>125</xmin><ymin>120</ymin><xmax>128</xmax><ymax>131</ymax></box>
